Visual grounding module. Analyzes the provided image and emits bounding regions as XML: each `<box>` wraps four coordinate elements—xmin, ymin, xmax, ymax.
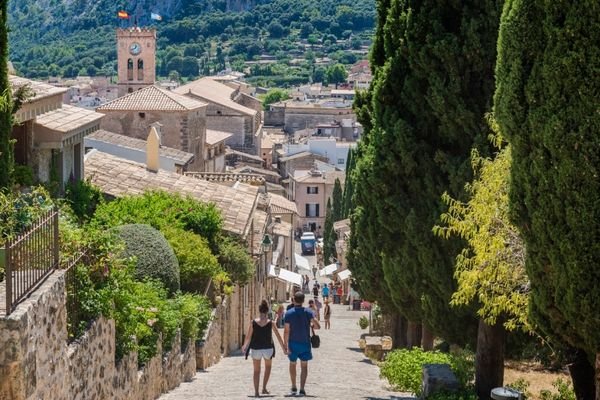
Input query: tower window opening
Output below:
<box><xmin>137</xmin><ymin>59</ymin><xmax>144</xmax><ymax>81</ymax></box>
<box><xmin>127</xmin><ymin>58</ymin><xmax>134</xmax><ymax>81</ymax></box>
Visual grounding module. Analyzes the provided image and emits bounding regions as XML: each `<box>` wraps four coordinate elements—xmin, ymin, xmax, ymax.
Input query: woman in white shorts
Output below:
<box><xmin>242</xmin><ymin>300</ymin><xmax>286</xmax><ymax>397</ymax></box>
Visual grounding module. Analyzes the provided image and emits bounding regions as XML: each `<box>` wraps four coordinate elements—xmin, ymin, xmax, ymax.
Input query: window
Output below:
<box><xmin>127</xmin><ymin>58</ymin><xmax>134</xmax><ymax>81</ymax></box>
<box><xmin>137</xmin><ymin>59</ymin><xmax>144</xmax><ymax>80</ymax></box>
<box><xmin>306</xmin><ymin>186</ymin><xmax>318</xmax><ymax>194</ymax></box>
<box><xmin>305</xmin><ymin>203</ymin><xmax>320</xmax><ymax>217</ymax></box>
<box><xmin>338</xmin><ymin>158</ymin><xmax>345</xmax><ymax>165</ymax></box>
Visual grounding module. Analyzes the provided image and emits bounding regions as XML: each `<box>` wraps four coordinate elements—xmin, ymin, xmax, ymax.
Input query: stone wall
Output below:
<box><xmin>265</xmin><ymin>109</ymin><xmax>285</xmax><ymax>126</ymax></box>
<box><xmin>0</xmin><ymin>271</ymin><xmax>196</xmax><ymax>400</ymax></box>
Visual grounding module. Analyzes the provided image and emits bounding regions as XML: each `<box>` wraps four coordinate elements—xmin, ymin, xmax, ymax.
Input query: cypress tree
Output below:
<box><xmin>494</xmin><ymin>0</ymin><xmax>600</xmax><ymax>396</ymax></box>
<box><xmin>331</xmin><ymin>178</ymin><xmax>343</xmax><ymax>222</ymax></box>
<box><xmin>342</xmin><ymin>148</ymin><xmax>355</xmax><ymax>219</ymax></box>
<box><xmin>0</xmin><ymin>2</ymin><xmax>13</xmax><ymax>189</ymax></box>
<box><xmin>322</xmin><ymin>198</ymin><xmax>336</xmax><ymax>264</ymax></box>
<box><xmin>355</xmin><ymin>0</ymin><xmax>502</xmax><ymax>345</ymax></box>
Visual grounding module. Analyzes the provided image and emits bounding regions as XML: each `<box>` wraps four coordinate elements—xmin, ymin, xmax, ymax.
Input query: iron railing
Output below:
<box><xmin>3</xmin><ymin>208</ymin><xmax>59</xmax><ymax>315</ymax></box>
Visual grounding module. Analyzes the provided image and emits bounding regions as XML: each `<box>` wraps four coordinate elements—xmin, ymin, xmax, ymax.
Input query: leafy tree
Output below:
<box><xmin>326</xmin><ymin>64</ymin><xmax>347</xmax><ymax>88</ymax></box>
<box><xmin>267</xmin><ymin>20</ymin><xmax>285</xmax><ymax>38</ymax></box>
<box><xmin>313</xmin><ymin>67</ymin><xmax>326</xmax><ymax>83</ymax></box>
<box><xmin>435</xmin><ymin>138</ymin><xmax>527</xmax><ymax>397</ymax></box>
<box><xmin>494</xmin><ymin>0</ymin><xmax>600</xmax><ymax>396</ymax></box>
<box><xmin>261</xmin><ymin>88</ymin><xmax>289</xmax><ymax>110</ymax></box>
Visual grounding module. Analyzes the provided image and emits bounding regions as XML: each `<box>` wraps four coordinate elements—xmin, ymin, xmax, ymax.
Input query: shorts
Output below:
<box><xmin>250</xmin><ymin>348</ymin><xmax>274</xmax><ymax>360</ymax></box>
<box><xmin>288</xmin><ymin>341</ymin><xmax>312</xmax><ymax>362</ymax></box>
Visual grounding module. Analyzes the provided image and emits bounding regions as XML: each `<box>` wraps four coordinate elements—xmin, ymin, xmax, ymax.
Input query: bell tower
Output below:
<box><xmin>116</xmin><ymin>27</ymin><xmax>156</xmax><ymax>97</ymax></box>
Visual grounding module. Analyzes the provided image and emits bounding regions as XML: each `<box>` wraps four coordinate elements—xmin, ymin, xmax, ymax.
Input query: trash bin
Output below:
<box><xmin>352</xmin><ymin>299</ymin><xmax>361</xmax><ymax>310</ymax></box>
<box><xmin>491</xmin><ymin>387</ymin><xmax>522</xmax><ymax>400</ymax></box>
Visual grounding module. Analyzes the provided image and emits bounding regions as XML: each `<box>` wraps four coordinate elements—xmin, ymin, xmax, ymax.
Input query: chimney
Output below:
<box><xmin>146</xmin><ymin>126</ymin><xmax>160</xmax><ymax>172</ymax></box>
<box><xmin>150</xmin><ymin>121</ymin><xmax>163</xmax><ymax>143</ymax></box>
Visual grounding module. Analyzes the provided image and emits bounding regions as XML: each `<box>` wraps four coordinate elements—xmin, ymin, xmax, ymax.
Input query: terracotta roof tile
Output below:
<box><xmin>97</xmin><ymin>85</ymin><xmax>207</xmax><ymax>112</ymax></box>
<box><xmin>206</xmin><ymin>129</ymin><xmax>232</xmax><ymax>145</ymax></box>
<box><xmin>173</xmin><ymin>77</ymin><xmax>257</xmax><ymax>116</ymax></box>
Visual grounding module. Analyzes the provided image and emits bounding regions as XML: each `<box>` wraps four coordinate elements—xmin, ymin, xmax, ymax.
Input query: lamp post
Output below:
<box><xmin>261</xmin><ymin>234</ymin><xmax>272</xmax><ymax>293</ymax></box>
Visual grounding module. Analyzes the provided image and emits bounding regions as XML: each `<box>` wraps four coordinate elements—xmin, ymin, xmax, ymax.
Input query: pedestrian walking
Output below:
<box><xmin>284</xmin><ymin>291</ymin><xmax>321</xmax><ymax>397</ymax></box>
<box><xmin>323</xmin><ymin>299</ymin><xmax>331</xmax><ymax>329</ymax></box>
<box><xmin>314</xmin><ymin>297</ymin><xmax>322</xmax><ymax>321</ymax></box>
<box><xmin>276</xmin><ymin>304</ymin><xmax>285</xmax><ymax>329</ymax></box>
<box><xmin>312</xmin><ymin>281</ymin><xmax>319</xmax><ymax>298</ymax></box>
<box><xmin>242</xmin><ymin>300</ymin><xmax>286</xmax><ymax>397</ymax></box>
<box><xmin>308</xmin><ymin>299</ymin><xmax>318</xmax><ymax>321</ymax></box>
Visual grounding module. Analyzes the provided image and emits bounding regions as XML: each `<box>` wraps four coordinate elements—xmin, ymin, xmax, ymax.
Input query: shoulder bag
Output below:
<box><xmin>304</xmin><ymin>308</ymin><xmax>320</xmax><ymax>348</ymax></box>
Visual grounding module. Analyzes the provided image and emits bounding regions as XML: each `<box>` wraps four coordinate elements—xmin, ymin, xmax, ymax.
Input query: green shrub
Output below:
<box><xmin>380</xmin><ymin>348</ymin><xmax>474</xmax><ymax>395</ymax></box>
<box><xmin>92</xmin><ymin>190</ymin><xmax>223</xmax><ymax>249</ymax></box>
<box><xmin>217</xmin><ymin>236</ymin><xmax>254</xmax><ymax>285</ymax></box>
<box><xmin>64</xmin><ymin>178</ymin><xmax>104</xmax><ymax>222</ymax></box>
<box><xmin>174</xmin><ymin>292</ymin><xmax>213</xmax><ymax>345</ymax></box>
<box><xmin>163</xmin><ymin>227</ymin><xmax>222</xmax><ymax>293</ymax></box>
<box><xmin>116</xmin><ymin>224</ymin><xmax>180</xmax><ymax>294</ymax></box>
<box><xmin>506</xmin><ymin>378</ymin><xmax>531</xmax><ymax>399</ymax></box>
<box><xmin>13</xmin><ymin>165</ymin><xmax>34</xmax><ymax>187</ymax></box>
<box><xmin>358</xmin><ymin>315</ymin><xmax>369</xmax><ymax>329</ymax></box>
<box><xmin>0</xmin><ymin>186</ymin><xmax>53</xmax><ymax>243</ymax></box>
<box><xmin>539</xmin><ymin>379</ymin><xmax>576</xmax><ymax>400</ymax></box>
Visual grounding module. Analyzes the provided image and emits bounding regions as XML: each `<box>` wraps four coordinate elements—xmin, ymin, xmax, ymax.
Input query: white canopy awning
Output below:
<box><xmin>319</xmin><ymin>263</ymin><xmax>339</xmax><ymax>276</ymax></box>
<box><xmin>294</xmin><ymin>253</ymin><xmax>311</xmax><ymax>272</ymax></box>
<box><xmin>269</xmin><ymin>264</ymin><xmax>303</xmax><ymax>286</ymax></box>
<box><xmin>337</xmin><ymin>269</ymin><xmax>352</xmax><ymax>281</ymax></box>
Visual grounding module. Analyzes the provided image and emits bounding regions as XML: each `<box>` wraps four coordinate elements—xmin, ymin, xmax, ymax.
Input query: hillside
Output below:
<box><xmin>7</xmin><ymin>0</ymin><xmax>375</xmax><ymax>86</ymax></box>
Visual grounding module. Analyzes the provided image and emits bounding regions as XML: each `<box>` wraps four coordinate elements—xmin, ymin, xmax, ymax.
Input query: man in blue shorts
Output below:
<box><xmin>284</xmin><ymin>291</ymin><xmax>320</xmax><ymax>397</ymax></box>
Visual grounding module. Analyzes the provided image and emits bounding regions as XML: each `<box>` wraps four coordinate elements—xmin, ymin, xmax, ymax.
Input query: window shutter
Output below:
<box><xmin>306</xmin><ymin>187</ymin><xmax>310</xmax><ymax>194</ymax></box>
<box><xmin>315</xmin><ymin>187</ymin><xmax>319</xmax><ymax>194</ymax></box>
<box><xmin>316</xmin><ymin>204</ymin><xmax>320</xmax><ymax>217</ymax></box>
<box><xmin>306</xmin><ymin>204</ymin><xmax>310</xmax><ymax>216</ymax></box>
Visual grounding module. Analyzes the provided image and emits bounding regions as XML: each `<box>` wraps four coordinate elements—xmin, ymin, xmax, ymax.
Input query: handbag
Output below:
<box><xmin>304</xmin><ymin>308</ymin><xmax>320</xmax><ymax>348</ymax></box>
<box><xmin>310</xmin><ymin>327</ymin><xmax>320</xmax><ymax>348</ymax></box>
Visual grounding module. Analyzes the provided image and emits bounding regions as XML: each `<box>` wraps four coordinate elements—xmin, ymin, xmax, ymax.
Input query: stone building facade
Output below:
<box><xmin>97</xmin><ymin>85</ymin><xmax>208</xmax><ymax>171</ymax></box>
<box><xmin>174</xmin><ymin>77</ymin><xmax>262</xmax><ymax>152</ymax></box>
<box><xmin>266</xmin><ymin>100</ymin><xmax>356</xmax><ymax>134</ymax></box>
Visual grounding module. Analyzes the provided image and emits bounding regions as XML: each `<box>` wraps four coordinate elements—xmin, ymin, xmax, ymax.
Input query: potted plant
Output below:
<box><xmin>358</xmin><ymin>315</ymin><xmax>369</xmax><ymax>330</ymax></box>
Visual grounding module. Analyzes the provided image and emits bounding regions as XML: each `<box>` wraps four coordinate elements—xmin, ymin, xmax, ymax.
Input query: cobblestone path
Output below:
<box><xmin>159</xmin><ymin>294</ymin><xmax>413</xmax><ymax>400</ymax></box>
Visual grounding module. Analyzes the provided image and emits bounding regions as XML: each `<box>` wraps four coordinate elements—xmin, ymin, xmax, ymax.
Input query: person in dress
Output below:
<box><xmin>276</xmin><ymin>304</ymin><xmax>285</xmax><ymax>329</ymax></box>
<box><xmin>323</xmin><ymin>299</ymin><xmax>331</xmax><ymax>329</ymax></box>
<box><xmin>242</xmin><ymin>300</ymin><xmax>286</xmax><ymax>397</ymax></box>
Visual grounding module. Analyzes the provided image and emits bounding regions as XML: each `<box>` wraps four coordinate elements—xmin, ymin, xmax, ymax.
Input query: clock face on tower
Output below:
<box><xmin>129</xmin><ymin>42</ymin><xmax>142</xmax><ymax>55</ymax></box>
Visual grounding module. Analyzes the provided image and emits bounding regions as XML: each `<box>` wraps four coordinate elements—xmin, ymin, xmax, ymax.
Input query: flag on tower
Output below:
<box><xmin>117</xmin><ymin>10</ymin><xmax>129</xmax><ymax>19</ymax></box>
<box><xmin>151</xmin><ymin>12</ymin><xmax>162</xmax><ymax>21</ymax></box>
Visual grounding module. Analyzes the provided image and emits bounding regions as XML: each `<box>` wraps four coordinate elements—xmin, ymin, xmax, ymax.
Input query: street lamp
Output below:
<box><xmin>274</xmin><ymin>265</ymin><xmax>281</xmax><ymax>276</ymax></box>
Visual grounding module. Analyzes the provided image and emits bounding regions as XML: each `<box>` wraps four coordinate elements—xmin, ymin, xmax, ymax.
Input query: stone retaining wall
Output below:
<box><xmin>0</xmin><ymin>271</ymin><xmax>196</xmax><ymax>400</ymax></box>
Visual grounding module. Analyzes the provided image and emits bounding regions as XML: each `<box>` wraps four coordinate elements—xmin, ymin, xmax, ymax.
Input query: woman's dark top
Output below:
<box><xmin>250</xmin><ymin>320</ymin><xmax>273</xmax><ymax>350</ymax></box>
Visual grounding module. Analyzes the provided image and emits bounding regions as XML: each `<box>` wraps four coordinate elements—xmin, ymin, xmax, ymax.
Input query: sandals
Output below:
<box><xmin>262</xmin><ymin>389</ymin><xmax>270</xmax><ymax>395</ymax></box>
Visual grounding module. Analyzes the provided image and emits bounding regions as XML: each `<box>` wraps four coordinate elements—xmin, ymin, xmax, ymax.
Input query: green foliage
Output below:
<box><xmin>331</xmin><ymin>178</ymin><xmax>343</xmax><ymax>222</ymax></box>
<box><xmin>325</xmin><ymin>63</ymin><xmax>348</xmax><ymax>86</ymax></box>
<box><xmin>539</xmin><ymin>379</ymin><xmax>576</xmax><ymax>400</ymax></box>
<box><xmin>341</xmin><ymin>148</ymin><xmax>355</xmax><ymax>219</ymax></box>
<box><xmin>261</xmin><ymin>88</ymin><xmax>289</xmax><ymax>110</ymax></box>
<box><xmin>0</xmin><ymin>2</ymin><xmax>12</xmax><ymax>190</ymax></box>
<box><xmin>493</xmin><ymin>0</ymin><xmax>600</xmax><ymax>359</ymax></box>
<box><xmin>64</xmin><ymin>178</ymin><xmax>104</xmax><ymax>223</ymax></box>
<box><xmin>358</xmin><ymin>315</ymin><xmax>369</xmax><ymax>329</ymax></box>
<box><xmin>426</xmin><ymin>390</ymin><xmax>477</xmax><ymax>400</ymax></box>
<box><xmin>217</xmin><ymin>236</ymin><xmax>254</xmax><ymax>286</ymax></box>
<box><xmin>12</xmin><ymin>165</ymin><xmax>34</xmax><ymax>187</ymax></box>
<box><xmin>163</xmin><ymin>227</ymin><xmax>222</xmax><ymax>293</ymax></box>
<box><xmin>0</xmin><ymin>186</ymin><xmax>53</xmax><ymax>243</ymax></box>
<box><xmin>92</xmin><ymin>190</ymin><xmax>223</xmax><ymax>250</ymax></box>
<box><xmin>8</xmin><ymin>0</ymin><xmax>375</xmax><ymax>83</ymax></box>
<box><xmin>348</xmin><ymin>0</ymin><xmax>502</xmax><ymax>344</ymax></box>
<box><xmin>322</xmin><ymin>198</ymin><xmax>336</xmax><ymax>264</ymax></box>
<box><xmin>174</xmin><ymin>293</ymin><xmax>213</xmax><ymax>345</ymax></box>
<box><xmin>506</xmin><ymin>378</ymin><xmax>531</xmax><ymax>399</ymax></box>
<box><xmin>434</xmin><ymin>142</ymin><xmax>528</xmax><ymax>332</ymax></box>
<box><xmin>380</xmin><ymin>348</ymin><xmax>474</xmax><ymax>395</ymax></box>
<box><xmin>115</xmin><ymin>224</ymin><xmax>180</xmax><ymax>294</ymax></box>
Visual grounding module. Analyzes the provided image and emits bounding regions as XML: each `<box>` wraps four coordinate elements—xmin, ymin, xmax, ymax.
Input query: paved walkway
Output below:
<box><xmin>160</xmin><ymin>294</ymin><xmax>412</xmax><ymax>400</ymax></box>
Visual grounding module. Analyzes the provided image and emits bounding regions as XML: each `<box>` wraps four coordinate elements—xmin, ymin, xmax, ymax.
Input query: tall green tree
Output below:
<box><xmin>342</xmin><ymin>148</ymin><xmax>355</xmax><ymax>219</ymax></box>
<box><xmin>352</xmin><ymin>0</ymin><xmax>502</xmax><ymax>347</ymax></box>
<box><xmin>494</xmin><ymin>0</ymin><xmax>600</xmax><ymax>397</ymax></box>
<box><xmin>322</xmin><ymin>198</ymin><xmax>336</xmax><ymax>264</ymax></box>
<box><xmin>0</xmin><ymin>2</ymin><xmax>12</xmax><ymax>189</ymax></box>
<box><xmin>331</xmin><ymin>178</ymin><xmax>343</xmax><ymax>222</ymax></box>
<box><xmin>326</xmin><ymin>64</ymin><xmax>348</xmax><ymax>88</ymax></box>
